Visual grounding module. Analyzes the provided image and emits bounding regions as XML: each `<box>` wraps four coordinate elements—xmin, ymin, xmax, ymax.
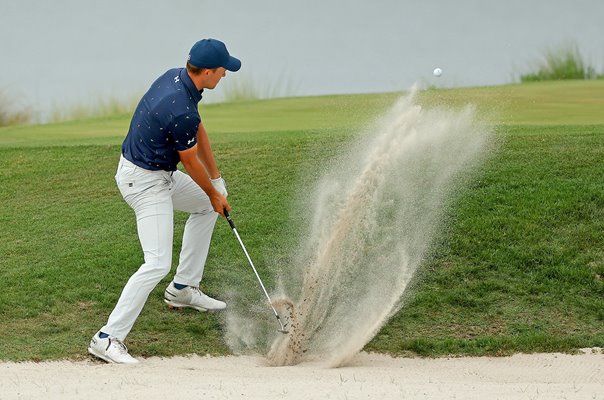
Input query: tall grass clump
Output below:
<box><xmin>50</xmin><ymin>95</ymin><xmax>139</xmax><ymax>123</ymax></box>
<box><xmin>0</xmin><ymin>89</ymin><xmax>30</xmax><ymax>126</ymax></box>
<box><xmin>520</xmin><ymin>43</ymin><xmax>604</xmax><ymax>82</ymax></box>
<box><xmin>219</xmin><ymin>73</ymin><xmax>299</xmax><ymax>103</ymax></box>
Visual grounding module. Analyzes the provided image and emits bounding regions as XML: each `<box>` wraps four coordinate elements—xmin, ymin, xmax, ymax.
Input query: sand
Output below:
<box><xmin>1</xmin><ymin>350</ymin><xmax>602</xmax><ymax>400</ymax></box>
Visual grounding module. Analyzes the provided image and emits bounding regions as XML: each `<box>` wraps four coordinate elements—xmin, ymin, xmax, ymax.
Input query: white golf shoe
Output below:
<box><xmin>164</xmin><ymin>282</ymin><xmax>226</xmax><ymax>311</ymax></box>
<box><xmin>88</xmin><ymin>333</ymin><xmax>139</xmax><ymax>364</ymax></box>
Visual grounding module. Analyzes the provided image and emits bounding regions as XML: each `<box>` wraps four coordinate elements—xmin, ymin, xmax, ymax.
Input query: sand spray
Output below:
<box><xmin>225</xmin><ymin>87</ymin><xmax>494</xmax><ymax>366</ymax></box>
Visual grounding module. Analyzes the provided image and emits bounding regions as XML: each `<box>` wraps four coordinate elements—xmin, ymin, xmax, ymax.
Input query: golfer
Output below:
<box><xmin>88</xmin><ymin>38</ymin><xmax>240</xmax><ymax>364</ymax></box>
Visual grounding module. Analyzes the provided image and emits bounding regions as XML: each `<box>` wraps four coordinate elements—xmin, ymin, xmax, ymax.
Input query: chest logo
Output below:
<box><xmin>174</xmin><ymin>76</ymin><xmax>180</xmax><ymax>83</ymax></box>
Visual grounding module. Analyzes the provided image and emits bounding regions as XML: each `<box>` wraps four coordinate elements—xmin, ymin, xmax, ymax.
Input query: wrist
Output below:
<box><xmin>210</xmin><ymin>176</ymin><xmax>228</xmax><ymax>198</ymax></box>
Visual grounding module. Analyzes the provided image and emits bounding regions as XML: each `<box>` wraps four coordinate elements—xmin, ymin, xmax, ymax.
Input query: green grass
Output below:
<box><xmin>1</xmin><ymin>81</ymin><xmax>603</xmax><ymax>361</ymax></box>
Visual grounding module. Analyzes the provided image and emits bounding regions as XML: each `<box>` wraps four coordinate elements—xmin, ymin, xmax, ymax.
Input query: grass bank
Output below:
<box><xmin>0</xmin><ymin>81</ymin><xmax>603</xmax><ymax>360</ymax></box>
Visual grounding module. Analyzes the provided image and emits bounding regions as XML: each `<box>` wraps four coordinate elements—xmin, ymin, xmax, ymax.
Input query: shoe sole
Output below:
<box><xmin>163</xmin><ymin>299</ymin><xmax>226</xmax><ymax>312</ymax></box>
<box><xmin>88</xmin><ymin>347</ymin><xmax>139</xmax><ymax>364</ymax></box>
<box><xmin>88</xmin><ymin>347</ymin><xmax>116</xmax><ymax>364</ymax></box>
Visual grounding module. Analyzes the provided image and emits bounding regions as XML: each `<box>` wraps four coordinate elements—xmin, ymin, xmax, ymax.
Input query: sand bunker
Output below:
<box><xmin>1</xmin><ymin>350</ymin><xmax>602</xmax><ymax>399</ymax></box>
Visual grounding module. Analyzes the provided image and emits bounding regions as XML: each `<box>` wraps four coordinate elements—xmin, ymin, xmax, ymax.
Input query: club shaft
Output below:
<box><xmin>231</xmin><ymin>227</ymin><xmax>284</xmax><ymax>325</ymax></box>
<box><xmin>224</xmin><ymin>210</ymin><xmax>287</xmax><ymax>332</ymax></box>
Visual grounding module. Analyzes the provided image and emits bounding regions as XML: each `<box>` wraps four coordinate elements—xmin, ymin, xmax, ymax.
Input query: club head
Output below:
<box><xmin>275</xmin><ymin>314</ymin><xmax>289</xmax><ymax>334</ymax></box>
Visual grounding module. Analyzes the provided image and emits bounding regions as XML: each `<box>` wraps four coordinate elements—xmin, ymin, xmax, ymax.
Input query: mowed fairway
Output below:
<box><xmin>0</xmin><ymin>81</ymin><xmax>603</xmax><ymax>361</ymax></box>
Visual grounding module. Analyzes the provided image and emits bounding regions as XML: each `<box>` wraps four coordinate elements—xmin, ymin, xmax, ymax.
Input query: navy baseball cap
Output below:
<box><xmin>188</xmin><ymin>39</ymin><xmax>241</xmax><ymax>72</ymax></box>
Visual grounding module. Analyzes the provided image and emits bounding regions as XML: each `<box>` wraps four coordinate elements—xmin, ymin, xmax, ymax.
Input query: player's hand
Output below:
<box><xmin>210</xmin><ymin>192</ymin><xmax>230</xmax><ymax>217</ymax></box>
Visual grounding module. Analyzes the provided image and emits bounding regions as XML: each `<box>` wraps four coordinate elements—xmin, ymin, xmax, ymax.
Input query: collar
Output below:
<box><xmin>180</xmin><ymin>68</ymin><xmax>203</xmax><ymax>103</ymax></box>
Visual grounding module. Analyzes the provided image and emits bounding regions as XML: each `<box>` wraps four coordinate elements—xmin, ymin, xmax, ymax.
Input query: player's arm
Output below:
<box><xmin>196</xmin><ymin>121</ymin><xmax>220</xmax><ymax>179</ymax></box>
<box><xmin>196</xmin><ymin>121</ymin><xmax>228</xmax><ymax>197</ymax></box>
<box><xmin>178</xmin><ymin>145</ymin><xmax>230</xmax><ymax>216</ymax></box>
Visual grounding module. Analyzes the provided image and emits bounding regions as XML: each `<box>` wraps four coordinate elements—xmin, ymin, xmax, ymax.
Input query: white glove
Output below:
<box><xmin>211</xmin><ymin>176</ymin><xmax>228</xmax><ymax>198</ymax></box>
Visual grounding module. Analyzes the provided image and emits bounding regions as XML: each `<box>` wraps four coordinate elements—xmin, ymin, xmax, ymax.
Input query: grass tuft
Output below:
<box><xmin>49</xmin><ymin>95</ymin><xmax>139</xmax><ymax>123</ymax></box>
<box><xmin>0</xmin><ymin>89</ymin><xmax>30</xmax><ymax>126</ymax></box>
<box><xmin>520</xmin><ymin>42</ymin><xmax>604</xmax><ymax>82</ymax></box>
<box><xmin>219</xmin><ymin>73</ymin><xmax>299</xmax><ymax>103</ymax></box>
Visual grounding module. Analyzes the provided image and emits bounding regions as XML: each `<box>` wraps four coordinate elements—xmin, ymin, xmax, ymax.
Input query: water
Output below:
<box><xmin>1</xmin><ymin>0</ymin><xmax>603</xmax><ymax>122</ymax></box>
<box><xmin>225</xmin><ymin>87</ymin><xmax>493</xmax><ymax>366</ymax></box>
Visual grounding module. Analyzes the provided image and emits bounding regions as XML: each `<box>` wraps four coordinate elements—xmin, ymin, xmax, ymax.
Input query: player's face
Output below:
<box><xmin>205</xmin><ymin>67</ymin><xmax>226</xmax><ymax>89</ymax></box>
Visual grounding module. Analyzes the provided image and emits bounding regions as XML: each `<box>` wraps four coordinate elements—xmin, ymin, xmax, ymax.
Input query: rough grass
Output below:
<box><xmin>369</xmin><ymin>124</ymin><xmax>604</xmax><ymax>356</ymax></box>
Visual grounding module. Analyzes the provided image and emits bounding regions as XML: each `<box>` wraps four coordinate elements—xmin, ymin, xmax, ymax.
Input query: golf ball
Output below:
<box><xmin>433</xmin><ymin>68</ymin><xmax>442</xmax><ymax>77</ymax></box>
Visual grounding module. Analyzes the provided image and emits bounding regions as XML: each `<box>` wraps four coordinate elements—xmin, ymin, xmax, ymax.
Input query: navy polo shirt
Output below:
<box><xmin>122</xmin><ymin>68</ymin><xmax>202</xmax><ymax>171</ymax></box>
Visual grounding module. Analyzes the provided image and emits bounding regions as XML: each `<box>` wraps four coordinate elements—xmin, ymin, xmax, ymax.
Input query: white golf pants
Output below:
<box><xmin>101</xmin><ymin>155</ymin><xmax>218</xmax><ymax>340</ymax></box>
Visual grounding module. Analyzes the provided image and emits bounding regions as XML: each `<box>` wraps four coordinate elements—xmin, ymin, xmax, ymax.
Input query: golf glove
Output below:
<box><xmin>211</xmin><ymin>176</ymin><xmax>228</xmax><ymax>198</ymax></box>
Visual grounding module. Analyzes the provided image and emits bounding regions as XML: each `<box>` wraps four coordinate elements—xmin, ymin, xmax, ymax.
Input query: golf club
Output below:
<box><xmin>224</xmin><ymin>209</ymin><xmax>289</xmax><ymax>334</ymax></box>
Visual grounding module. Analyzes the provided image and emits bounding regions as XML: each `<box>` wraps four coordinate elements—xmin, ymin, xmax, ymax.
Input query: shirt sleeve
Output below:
<box><xmin>169</xmin><ymin>112</ymin><xmax>200</xmax><ymax>151</ymax></box>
